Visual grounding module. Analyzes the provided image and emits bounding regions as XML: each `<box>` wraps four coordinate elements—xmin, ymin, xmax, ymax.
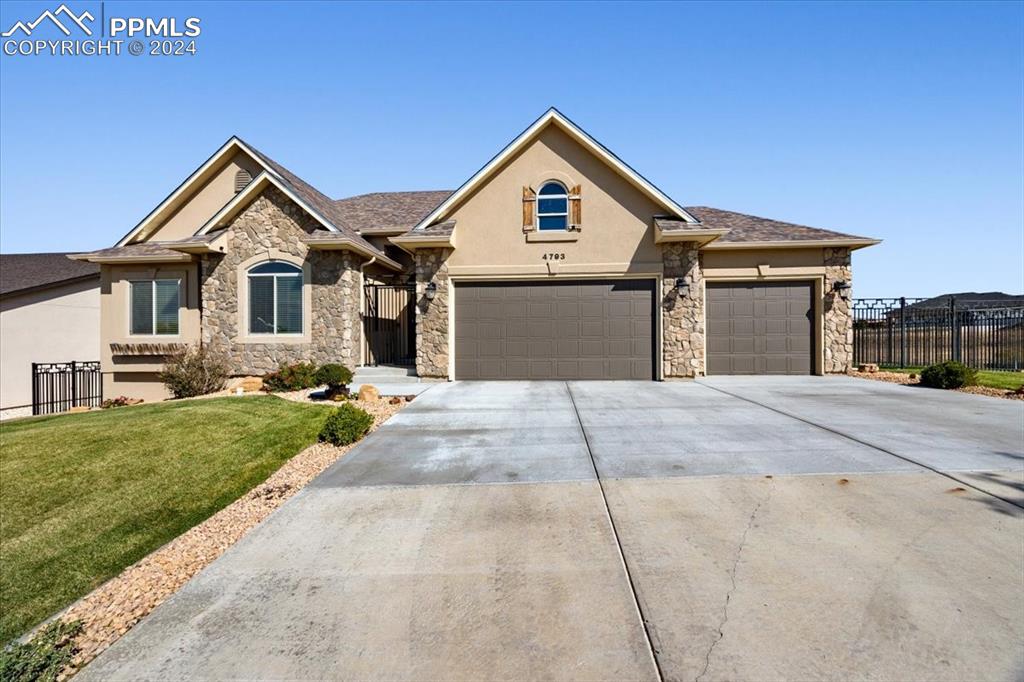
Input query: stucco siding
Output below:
<box><xmin>0</xmin><ymin>278</ymin><xmax>100</xmax><ymax>411</ymax></box>
<box><xmin>446</xmin><ymin>125</ymin><xmax>664</xmax><ymax>275</ymax></box>
<box><xmin>138</xmin><ymin>151</ymin><xmax>263</xmax><ymax>243</ymax></box>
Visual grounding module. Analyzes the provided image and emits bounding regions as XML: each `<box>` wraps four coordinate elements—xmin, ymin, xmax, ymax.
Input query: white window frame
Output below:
<box><xmin>247</xmin><ymin>262</ymin><xmax>303</xmax><ymax>336</ymax></box>
<box><xmin>129</xmin><ymin>278</ymin><xmax>181</xmax><ymax>337</ymax></box>
<box><xmin>536</xmin><ymin>181</ymin><xmax>569</xmax><ymax>231</ymax></box>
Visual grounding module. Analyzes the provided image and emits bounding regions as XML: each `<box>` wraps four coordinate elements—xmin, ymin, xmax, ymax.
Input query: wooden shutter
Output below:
<box><xmin>569</xmin><ymin>184</ymin><xmax>582</xmax><ymax>230</ymax></box>
<box><xmin>522</xmin><ymin>186</ymin><xmax>536</xmax><ymax>232</ymax></box>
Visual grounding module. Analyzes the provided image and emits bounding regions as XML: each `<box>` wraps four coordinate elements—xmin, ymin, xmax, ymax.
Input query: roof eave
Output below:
<box><xmin>303</xmin><ymin>237</ymin><xmax>403</xmax><ymax>271</ymax></box>
<box><xmin>702</xmin><ymin>238</ymin><xmax>882</xmax><ymax>251</ymax></box>
<box><xmin>389</xmin><ymin>231</ymin><xmax>457</xmax><ymax>252</ymax></box>
<box><xmin>655</xmin><ymin>227</ymin><xmax>730</xmax><ymax>247</ymax></box>
<box><xmin>73</xmin><ymin>253</ymin><xmax>194</xmax><ymax>264</ymax></box>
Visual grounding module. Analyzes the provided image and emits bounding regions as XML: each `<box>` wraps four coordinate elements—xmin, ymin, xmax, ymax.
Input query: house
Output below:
<box><xmin>72</xmin><ymin>109</ymin><xmax>879</xmax><ymax>401</ymax></box>
<box><xmin>0</xmin><ymin>253</ymin><xmax>101</xmax><ymax>418</ymax></box>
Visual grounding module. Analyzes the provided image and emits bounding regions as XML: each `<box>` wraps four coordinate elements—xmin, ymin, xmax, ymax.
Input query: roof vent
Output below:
<box><xmin>234</xmin><ymin>169</ymin><xmax>252</xmax><ymax>193</ymax></box>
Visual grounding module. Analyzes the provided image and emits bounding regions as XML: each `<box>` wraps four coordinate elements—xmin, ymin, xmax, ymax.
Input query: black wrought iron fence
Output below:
<box><xmin>31</xmin><ymin>361</ymin><xmax>103</xmax><ymax>416</ymax></box>
<box><xmin>853</xmin><ymin>298</ymin><xmax>1024</xmax><ymax>370</ymax></box>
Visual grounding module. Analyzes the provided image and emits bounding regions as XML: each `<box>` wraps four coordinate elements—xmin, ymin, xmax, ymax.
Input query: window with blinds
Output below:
<box><xmin>130</xmin><ymin>280</ymin><xmax>180</xmax><ymax>335</ymax></box>
<box><xmin>247</xmin><ymin>261</ymin><xmax>303</xmax><ymax>335</ymax></box>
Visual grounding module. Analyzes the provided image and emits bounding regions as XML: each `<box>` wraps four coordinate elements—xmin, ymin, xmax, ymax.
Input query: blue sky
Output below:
<box><xmin>0</xmin><ymin>0</ymin><xmax>1021</xmax><ymax>298</ymax></box>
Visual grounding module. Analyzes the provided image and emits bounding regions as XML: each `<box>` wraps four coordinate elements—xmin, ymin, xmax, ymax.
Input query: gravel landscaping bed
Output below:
<box><xmin>849</xmin><ymin>370</ymin><xmax>1024</xmax><ymax>400</ymax></box>
<box><xmin>55</xmin><ymin>397</ymin><xmax>404</xmax><ymax>678</ymax></box>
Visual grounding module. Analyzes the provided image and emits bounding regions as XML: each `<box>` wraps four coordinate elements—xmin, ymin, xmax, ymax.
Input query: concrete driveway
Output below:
<box><xmin>82</xmin><ymin>377</ymin><xmax>1024</xmax><ymax>681</ymax></box>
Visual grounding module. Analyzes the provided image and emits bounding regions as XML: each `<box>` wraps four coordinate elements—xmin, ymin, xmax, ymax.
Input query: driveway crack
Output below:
<box><xmin>565</xmin><ymin>382</ymin><xmax>664</xmax><ymax>682</ymax></box>
<box><xmin>696</xmin><ymin>479</ymin><xmax>774</xmax><ymax>682</ymax></box>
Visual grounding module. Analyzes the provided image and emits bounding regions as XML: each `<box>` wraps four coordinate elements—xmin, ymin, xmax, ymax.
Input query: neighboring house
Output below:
<box><xmin>0</xmin><ymin>253</ymin><xmax>101</xmax><ymax>418</ymax></box>
<box><xmin>72</xmin><ymin>108</ymin><xmax>879</xmax><ymax>401</ymax></box>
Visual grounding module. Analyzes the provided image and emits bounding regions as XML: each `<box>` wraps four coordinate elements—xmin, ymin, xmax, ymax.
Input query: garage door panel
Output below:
<box><xmin>454</xmin><ymin>280</ymin><xmax>654</xmax><ymax>380</ymax></box>
<box><xmin>707</xmin><ymin>281</ymin><xmax>813</xmax><ymax>375</ymax></box>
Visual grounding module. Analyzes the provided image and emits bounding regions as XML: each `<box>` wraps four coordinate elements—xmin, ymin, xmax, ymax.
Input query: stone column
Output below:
<box><xmin>415</xmin><ymin>248</ymin><xmax>451</xmax><ymax>379</ymax></box>
<box><xmin>662</xmin><ymin>242</ymin><xmax>704</xmax><ymax>378</ymax></box>
<box><xmin>823</xmin><ymin>247</ymin><xmax>853</xmax><ymax>373</ymax></box>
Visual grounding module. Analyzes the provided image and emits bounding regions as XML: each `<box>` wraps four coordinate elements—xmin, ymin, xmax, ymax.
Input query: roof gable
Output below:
<box><xmin>411</xmin><ymin>108</ymin><xmax>699</xmax><ymax>231</ymax></box>
<box><xmin>114</xmin><ymin>137</ymin><xmax>385</xmax><ymax>260</ymax></box>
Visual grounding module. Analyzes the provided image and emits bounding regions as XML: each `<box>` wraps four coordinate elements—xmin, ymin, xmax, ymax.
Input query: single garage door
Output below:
<box><xmin>706</xmin><ymin>281</ymin><xmax>814</xmax><ymax>375</ymax></box>
<box><xmin>454</xmin><ymin>279</ymin><xmax>654</xmax><ymax>380</ymax></box>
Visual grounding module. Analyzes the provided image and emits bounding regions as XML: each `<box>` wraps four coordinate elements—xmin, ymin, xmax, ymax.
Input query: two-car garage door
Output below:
<box><xmin>454</xmin><ymin>280</ymin><xmax>654</xmax><ymax>380</ymax></box>
<box><xmin>451</xmin><ymin>279</ymin><xmax>814</xmax><ymax>379</ymax></box>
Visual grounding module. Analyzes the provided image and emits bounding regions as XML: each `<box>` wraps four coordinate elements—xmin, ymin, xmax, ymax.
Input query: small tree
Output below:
<box><xmin>159</xmin><ymin>345</ymin><xmax>229</xmax><ymax>398</ymax></box>
<box><xmin>315</xmin><ymin>363</ymin><xmax>354</xmax><ymax>399</ymax></box>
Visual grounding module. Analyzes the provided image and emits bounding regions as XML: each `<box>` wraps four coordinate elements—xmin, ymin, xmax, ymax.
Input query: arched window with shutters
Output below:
<box><xmin>536</xmin><ymin>181</ymin><xmax>569</xmax><ymax>231</ymax></box>
<box><xmin>234</xmin><ymin>168</ymin><xmax>253</xmax><ymax>193</ymax></box>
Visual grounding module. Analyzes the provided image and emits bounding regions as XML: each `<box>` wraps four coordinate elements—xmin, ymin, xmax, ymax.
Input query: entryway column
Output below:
<box><xmin>662</xmin><ymin>242</ymin><xmax>705</xmax><ymax>378</ymax></box>
<box><xmin>414</xmin><ymin>248</ymin><xmax>451</xmax><ymax>379</ymax></box>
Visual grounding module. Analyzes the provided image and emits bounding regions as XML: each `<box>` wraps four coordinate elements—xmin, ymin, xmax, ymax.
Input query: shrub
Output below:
<box><xmin>315</xmin><ymin>363</ymin><xmax>354</xmax><ymax>398</ymax></box>
<box><xmin>263</xmin><ymin>362</ymin><xmax>319</xmax><ymax>392</ymax></box>
<box><xmin>0</xmin><ymin>620</ymin><xmax>83</xmax><ymax>682</ymax></box>
<box><xmin>318</xmin><ymin>403</ymin><xmax>374</xmax><ymax>446</ymax></box>
<box><xmin>920</xmin><ymin>361</ymin><xmax>977</xmax><ymax>389</ymax></box>
<box><xmin>159</xmin><ymin>346</ymin><xmax>229</xmax><ymax>399</ymax></box>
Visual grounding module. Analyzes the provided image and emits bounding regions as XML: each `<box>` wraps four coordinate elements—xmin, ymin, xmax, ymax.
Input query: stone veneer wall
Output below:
<box><xmin>823</xmin><ymin>247</ymin><xmax>853</xmax><ymax>373</ymax></box>
<box><xmin>200</xmin><ymin>186</ymin><xmax>361</xmax><ymax>375</ymax></box>
<box><xmin>662</xmin><ymin>242</ymin><xmax>705</xmax><ymax>378</ymax></box>
<box><xmin>414</xmin><ymin>248</ymin><xmax>451</xmax><ymax>379</ymax></box>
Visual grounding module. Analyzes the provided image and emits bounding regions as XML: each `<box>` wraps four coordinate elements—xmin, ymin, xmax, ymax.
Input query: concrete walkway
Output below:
<box><xmin>81</xmin><ymin>377</ymin><xmax>1024</xmax><ymax>681</ymax></box>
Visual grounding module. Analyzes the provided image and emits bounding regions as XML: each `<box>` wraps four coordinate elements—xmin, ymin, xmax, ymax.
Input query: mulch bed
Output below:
<box><xmin>849</xmin><ymin>370</ymin><xmax>1024</xmax><ymax>401</ymax></box>
<box><xmin>53</xmin><ymin>396</ymin><xmax>405</xmax><ymax>678</ymax></box>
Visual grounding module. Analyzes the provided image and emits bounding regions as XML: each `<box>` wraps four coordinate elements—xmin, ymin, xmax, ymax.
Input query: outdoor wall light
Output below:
<box><xmin>425</xmin><ymin>282</ymin><xmax>437</xmax><ymax>301</ymax></box>
<box><xmin>832</xmin><ymin>280</ymin><xmax>851</xmax><ymax>299</ymax></box>
<box><xmin>675</xmin><ymin>278</ymin><xmax>689</xmax><ymax>296</ymax></box>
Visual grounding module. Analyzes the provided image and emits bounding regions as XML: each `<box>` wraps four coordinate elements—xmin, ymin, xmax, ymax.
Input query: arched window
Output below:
<box><xmin>235</xmin><ymin>169</ymin><xmax>253</xmax><ymax>193</ymax></box>
<box><xmin>537</xmin><ymin>181</ymin><xmax>569</xmax><ymax>231</ymax></box>
<box><xmin>247</xmin><ymin>261</ymin><xmax>302</xmax><ymax>335</ymax></box>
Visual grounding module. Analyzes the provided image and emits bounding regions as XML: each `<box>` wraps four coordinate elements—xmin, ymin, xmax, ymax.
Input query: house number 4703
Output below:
<box><xmin>542</xmin><ymin>253</ymin><xmax>566</xmax><ymax>261</ymax></box>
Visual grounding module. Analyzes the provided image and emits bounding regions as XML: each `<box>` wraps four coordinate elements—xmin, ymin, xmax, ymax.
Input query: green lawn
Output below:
<box><xmin>0</xmin><ymin>396</ymin><xmax>333</xmax><ymax>644</ymax></box>
<box><xmin>880</xmin><ymin>366</ymin><xmax>1024</xmax><ymax>391</ymax></box>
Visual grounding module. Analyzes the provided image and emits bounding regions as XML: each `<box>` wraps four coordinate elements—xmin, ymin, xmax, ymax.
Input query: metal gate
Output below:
<box><xmin>32</xmin><ymin>361</ymin><xmax>103</xmax><ymax>415</ymax></box>
<box><xmin>363</xmin><ymin>283</ymin><xmax>416</xmax><ymax>366</ymax></box>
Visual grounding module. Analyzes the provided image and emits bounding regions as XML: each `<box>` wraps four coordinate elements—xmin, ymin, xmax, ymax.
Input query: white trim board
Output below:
<box><xmin>411</xmin><ymin>108</ymin><xmax>700</xmax><ymax>232</ymax></box>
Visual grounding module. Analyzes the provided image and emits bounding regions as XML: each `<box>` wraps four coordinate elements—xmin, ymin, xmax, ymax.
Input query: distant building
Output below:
<box><xmin>0</xmin><ymin>253</ymin><xmax>100</xmax><ymax>419</ymax></box>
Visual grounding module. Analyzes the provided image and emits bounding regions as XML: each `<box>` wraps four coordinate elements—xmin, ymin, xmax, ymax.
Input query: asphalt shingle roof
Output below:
<box><xmin>333</xmin><ymin>191</ymin><xmax>452</xmax><ymax>233</ymax></box>
<box><xmin>684</xmin><ymin>206</ymin><xmax>870</xmax><ymax>243</ymax></box>
<box><xmin>242</xmin><ymin>142</ymin><xmax>385</xmax><ymax>256</ymax></box>
<box><xmin>0</xmin><ymin>252</ymin><xmax>99</xmax><ymax>297</ymax></box>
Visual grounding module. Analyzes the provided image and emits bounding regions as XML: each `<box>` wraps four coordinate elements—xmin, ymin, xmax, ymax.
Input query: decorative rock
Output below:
<box><xmin>240</xmin><ymin>377</ymin><xmax>263</xmax><ymax>392</ymax></box>
<box><xmin>404</xmin><ymin>394</ymin><xmax>416</xmax><ymax>402</ymax></box>
<box><xmin>858</xmin><ymin>363</ymin><xmax>879</xmax><ymax>373</ymax></box>
<box><xmin>358</xmin><ymin>385</ymin><xmax>380</xmax><ymax>401</ymax></box>
<box><xmin>389</xmin><ymin>396</ymin><xmax>402</xmax><ymax>405</ymax></box>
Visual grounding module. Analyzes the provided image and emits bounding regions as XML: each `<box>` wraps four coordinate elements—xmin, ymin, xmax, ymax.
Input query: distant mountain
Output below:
<box><xmin>908</xmin><ymin>292</ymin><xmax>1024</xmax><ymax>309</ymax></box>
